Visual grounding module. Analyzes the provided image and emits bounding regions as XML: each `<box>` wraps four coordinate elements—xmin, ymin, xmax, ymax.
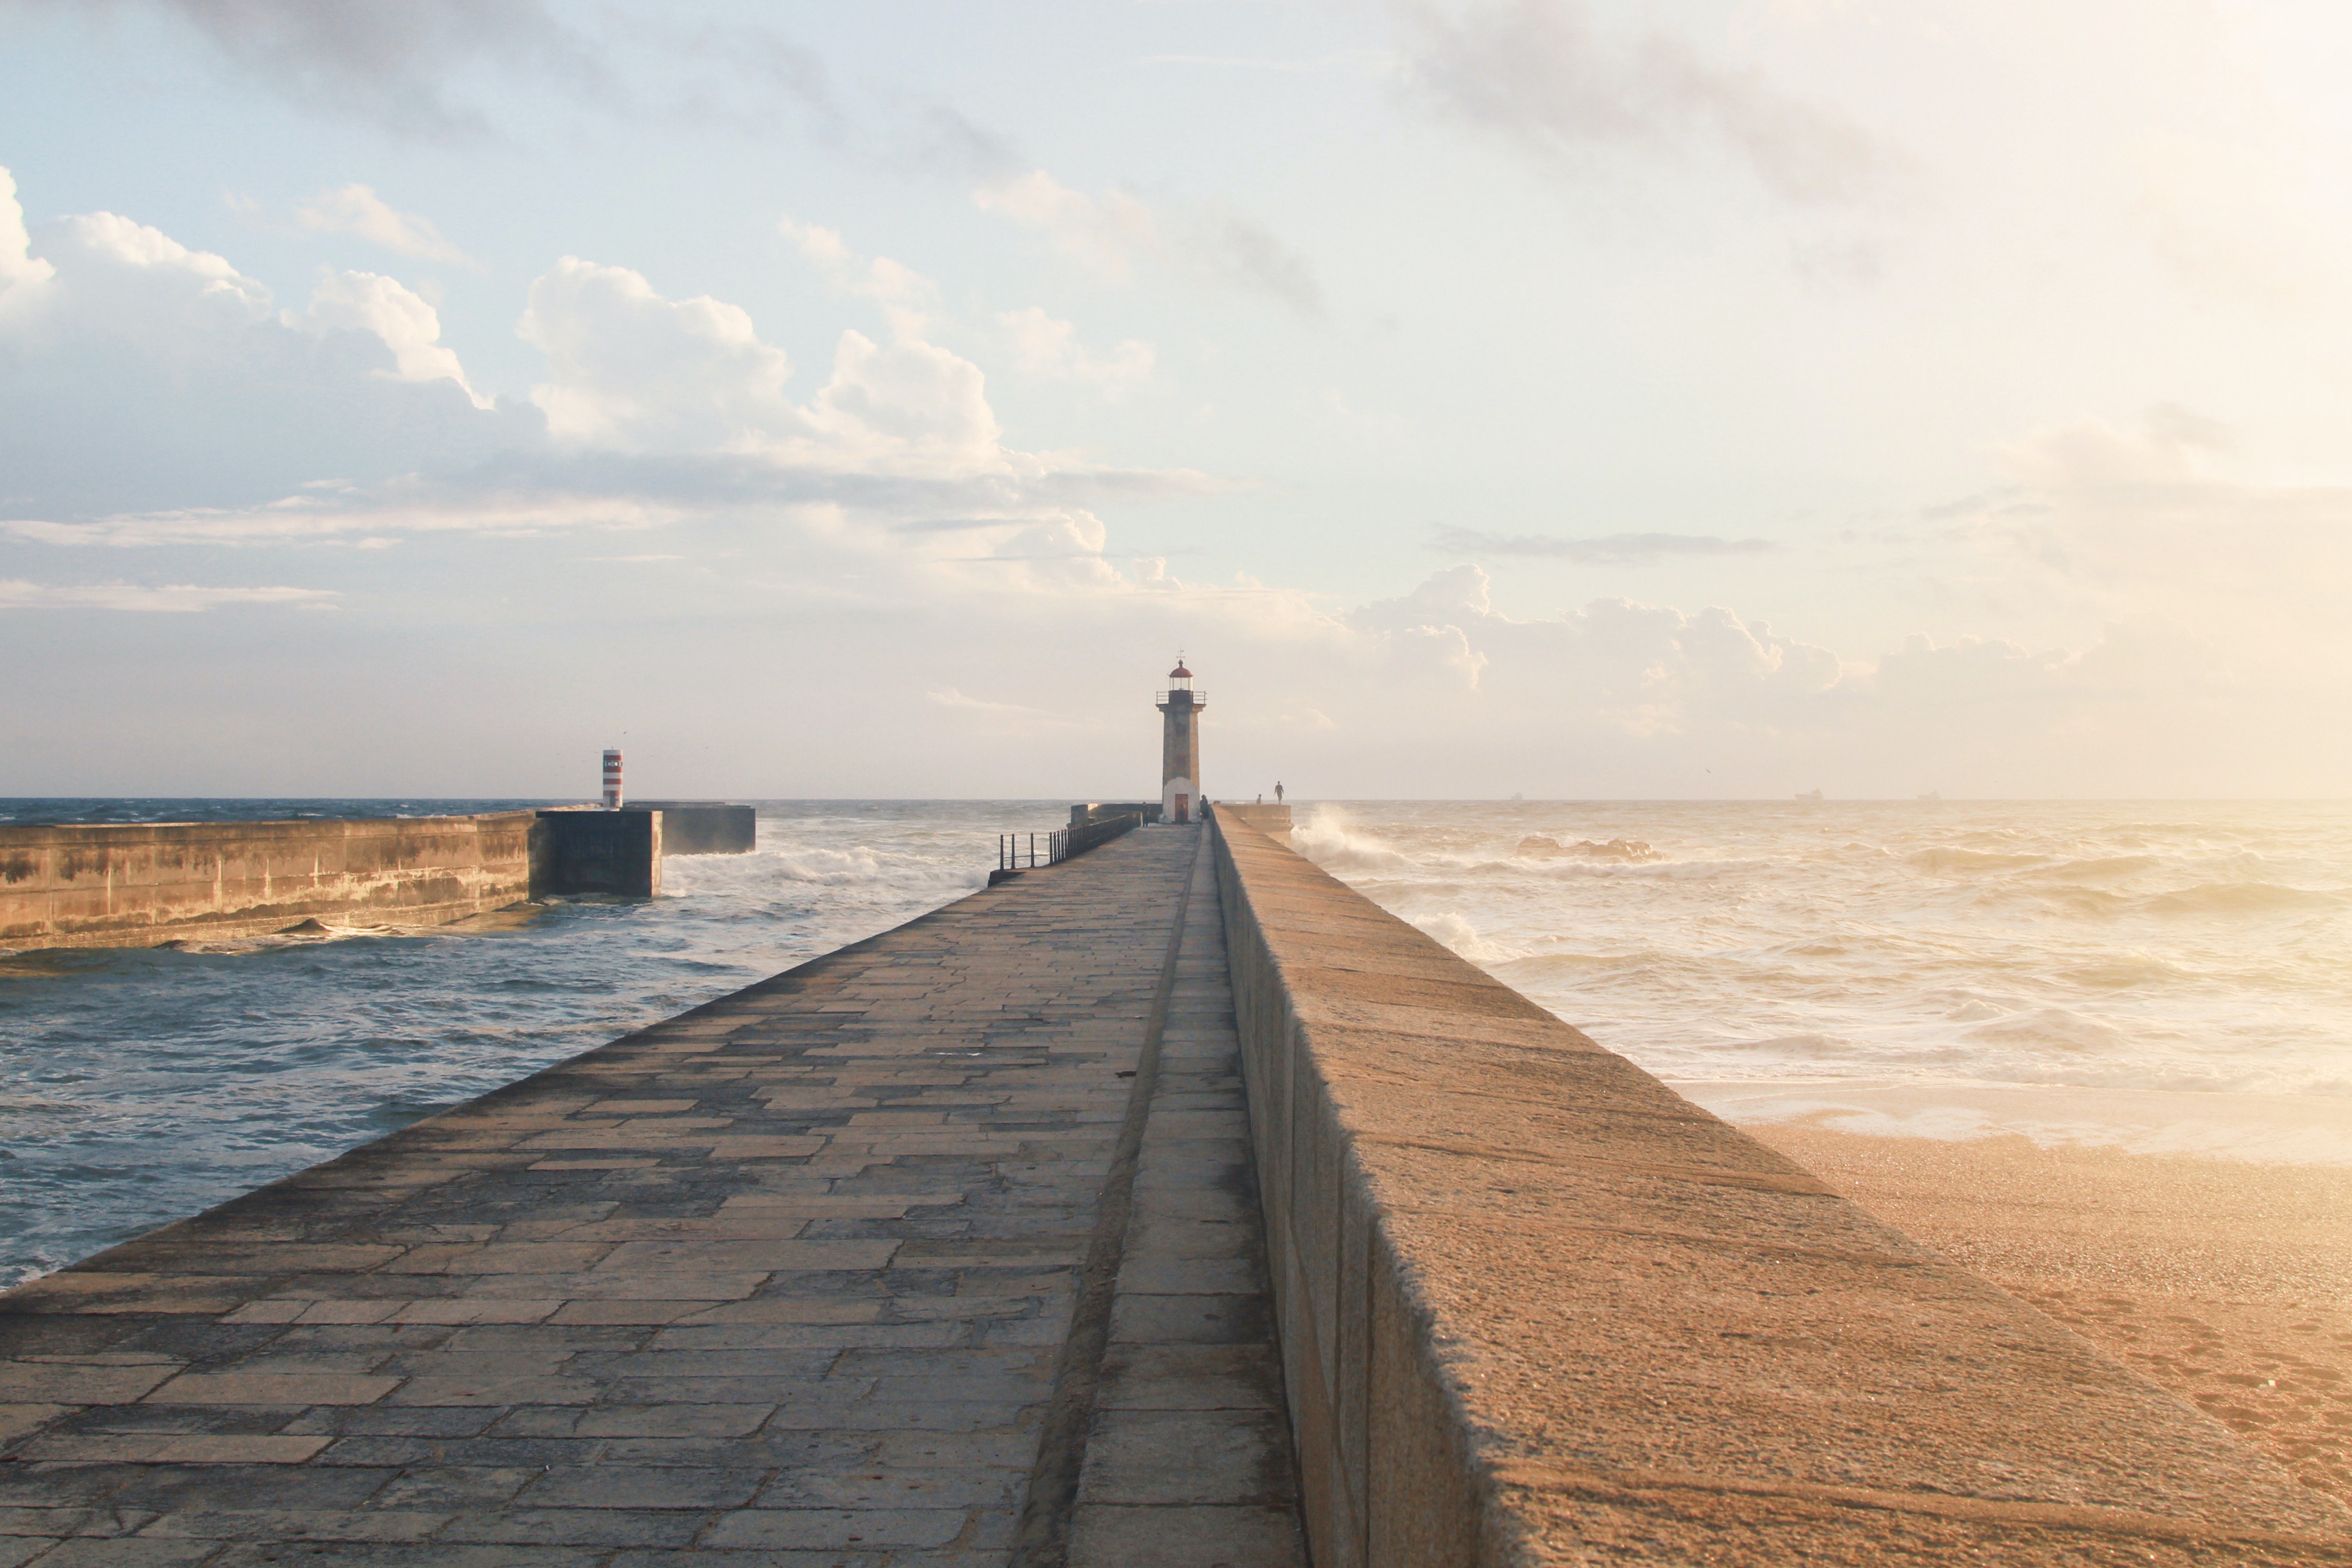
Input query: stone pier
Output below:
<box><xmin>0</xmin><ymin>824</ymin><xmax>1302</xmax><ymax>1566</ymax></box>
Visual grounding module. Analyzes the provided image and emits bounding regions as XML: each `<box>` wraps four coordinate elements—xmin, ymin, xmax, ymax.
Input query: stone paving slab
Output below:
<box><xmin>1066</xmin><ymin>841</ymin><xmax>1307</xmax><ymax>1568</ymax></box>
<box><xmin>0</xmin><ymin>824</ymin><xmax>1305</xmax><ymax>1566</ymax></box>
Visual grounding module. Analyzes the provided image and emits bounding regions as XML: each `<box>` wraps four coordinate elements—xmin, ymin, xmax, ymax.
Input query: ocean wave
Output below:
<box><xmin>1515</xmin><ymin>834</ymin><xmax>1661</xmax><ymax>863</ymax></box>
<box><xmin>2141</xmin><ymin>881</ymin><xmax>2347</xmax><ymax>916</ymax></box>
<box><xmin>1908</xmin><ymin>847</ymin><xmax>2050</xmax><ymax>874</ymax></box>
<box><xmin>1404</xmin><ymin>911</ymin><xmax>1521</xmax><ymax>963</ymax></box>
<box><xmin>2028</xmin><ymin>854</ymin><xmax>2165</xmax><ymax>881</ymax></box>
<box><xmin>1291</xmin><ymin>816</ymin><xmax>1425</xmax><ymax>875</ymax></box>
<box><xmin>672</xmin><ymin>844</ymin><xmax>981</xmax><ymax>893</ymax></box>
<box><xmin>1961</xmin><ymin>1006</ymin><xmax>2132</xmax><ymax>1054</ymax></box>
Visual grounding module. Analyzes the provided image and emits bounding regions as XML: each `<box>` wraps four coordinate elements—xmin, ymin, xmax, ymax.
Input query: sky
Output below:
<box><xmin>4</xmin><ymin>0</ymin><xmax>2352</xmax><ymax>800</ymax></box>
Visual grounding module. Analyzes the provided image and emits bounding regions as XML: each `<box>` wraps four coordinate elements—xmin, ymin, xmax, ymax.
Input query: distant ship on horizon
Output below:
<box><xmin>1795</xmin><ymin>788</ymin><xmax>1824</xmax><ymax>802</ymax></box>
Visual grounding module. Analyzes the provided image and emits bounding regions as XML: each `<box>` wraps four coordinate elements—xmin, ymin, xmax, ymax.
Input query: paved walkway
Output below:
<box><xmin>0</xmin><ymin>825</ymin><xmax>1304</xmax><ymax>1567</ymax></box>
<box><xmin>1067</xmin><ymin>835</ymin><xmax>1306</xmax><ymax>1567</ymax></box>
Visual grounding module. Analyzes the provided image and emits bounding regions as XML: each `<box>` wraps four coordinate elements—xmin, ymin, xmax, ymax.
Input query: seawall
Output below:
<box><xmin>0</xmin><ymin>808</ymin><xmax>680</xmax><ymax>951</ymax></box>
<box><xmin>1209</xmin><ymin>811</ymin><xmax>2351</xmax><ymax>1565</ymax></box>
<box><xmin>0</xmin><ymin>813</ymin><xmax>543</xmax><ymax>951</ymax></box>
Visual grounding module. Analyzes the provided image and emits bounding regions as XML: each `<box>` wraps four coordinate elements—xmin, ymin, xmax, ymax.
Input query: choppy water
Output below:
<box><xmin>1295</xmin><ymin>801</ymin><xmax>2352</xmax><ymax>1166</ymax></box>
<box><xmin>0</xmin><ymin>800</ymin><xmax>1067</xmax><ymax>1288</ymax></box>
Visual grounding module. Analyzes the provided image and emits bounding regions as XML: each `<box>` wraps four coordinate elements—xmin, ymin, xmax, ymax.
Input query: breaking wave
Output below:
<box><xmin>1295</xmin><ymin>799</ymin><xmax>2352</xmax><ymax>1162</ymax></box>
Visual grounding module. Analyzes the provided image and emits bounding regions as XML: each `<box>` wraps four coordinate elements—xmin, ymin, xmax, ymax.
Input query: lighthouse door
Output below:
<box><xmin>1174</xmin><ymin>794</ymin><xmax>1190</xmax><ymax>824</ymax></box>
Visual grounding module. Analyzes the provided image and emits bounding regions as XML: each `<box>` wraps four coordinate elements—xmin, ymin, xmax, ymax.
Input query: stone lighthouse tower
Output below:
<box><xmin>1156</xmin><ymin>657</ymin><xmax>1205</xmax><ymax>823</ymax></box>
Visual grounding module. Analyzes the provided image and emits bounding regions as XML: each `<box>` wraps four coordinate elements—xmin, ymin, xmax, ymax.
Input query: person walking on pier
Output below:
<box><xmin>1275</xmin><ymin>781</ymin><xmax>1284</xmax><ymax>804</ymax></box>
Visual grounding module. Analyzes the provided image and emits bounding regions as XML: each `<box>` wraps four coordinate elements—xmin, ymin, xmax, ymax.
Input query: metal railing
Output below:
<box><xmin>1154</xmin><ymin>690</ymin><xmax>1207</xmax><ymax>706</ymax></box>
<box><xmin>996</xmin><ymin>811</ymin><xmax>1144</xmax><ymax>873</ymax></box>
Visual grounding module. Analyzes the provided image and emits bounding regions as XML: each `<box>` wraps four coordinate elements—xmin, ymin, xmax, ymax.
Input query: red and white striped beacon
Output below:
<box><xmin>601</xmin><ymin>748</ymin><xmax>624</xmax><ymax>809</ymax></box>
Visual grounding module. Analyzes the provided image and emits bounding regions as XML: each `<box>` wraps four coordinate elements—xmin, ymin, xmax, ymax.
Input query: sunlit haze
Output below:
<box><xmin>4</xmin><ymin>0</ymin><xmax>2351</xmax><ymax>798</ymax></box>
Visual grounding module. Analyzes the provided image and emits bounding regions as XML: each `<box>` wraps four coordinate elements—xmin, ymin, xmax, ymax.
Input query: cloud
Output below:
<box><xmin>1396</xmin><ymin>0</ymin><xmax>1899</xmax><ymax>207</ymax></box>
<box><xmin>14</xmin><ymin>0</ymin><xmax>603</xmax><ymax>138</ymax></box>
<box><xmin>0</xmin><ymin>579</ymin><xmax>336</xmax><ymax>611</ymax></box>
<box><xmin>1192</xmin><ymin>210</ymin><xmax>1326</xmax><ymax>316</ymax></box>
<box><xmin>519</xmin><ymin>258</ymin><xmax>798</xmax><ymax>452</ymax></box>
<box><xmin>1432</xmin><ymin>526</ymin><xmax>1775</xmax><ymax>562</ymax></box>
<box><xmin>295</xmin><ymin>184</ymin><xmax>470</xmax><ymax>264</ymax></box>
<box><xmin>778</xmin><ymin>218</ymin><xmax>941</xmax><ymax>338</ymax></box>
<box><xmin>999</xmin><ymin>307</ymin><xmax>1154</xmax><ymax>392</ymax></box>
<box><xmin>0</xmin><ymin>167</ymin><xmax>528</xmax><ymax>518</ymax></box>
<box><xmin>0</xmin><ymin>166</ymin><xmax>53</xmax><ymax>298</ymax></box>
<box><xmin>974</xmin><ymin>169</ymin><xmax>1326</xmax><ymax>316</ymax></box>
<box><xmin>924</xmin><ymin>687</ymin><xmax>1088</xmax><ymax>733</ymax></box>
<box><xmin>974</xmin><ymin>171</ymin><xmax>1159</xmax><ymax>279</ymax></box>
<box><xmin>0</xmin><ymin>174</ymin><xmax>1204</xmax><ymax>571</ymax></box>
<box><xmin>1898</xmin><ymin>404</ymin><xmax>2352</xmax><ymax>695</ymax></box>
<box><xmin>291</xmin><ymin>270</ymin><xmax>484</xmax><ymax>403</ymax></box>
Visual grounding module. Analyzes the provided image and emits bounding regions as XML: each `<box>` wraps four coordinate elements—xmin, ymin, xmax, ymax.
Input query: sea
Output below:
<box><xmin>2</xmin><ymin>797</ymin><xmax>2347</xmax><ymax>1289</ymax></box>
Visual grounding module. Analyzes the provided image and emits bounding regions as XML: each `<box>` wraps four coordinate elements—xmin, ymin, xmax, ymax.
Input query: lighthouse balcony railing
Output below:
<box><xmin>1154</xmin><ymin>689</ymin><xmax>1207</xmax><ymax>705</ymax></box>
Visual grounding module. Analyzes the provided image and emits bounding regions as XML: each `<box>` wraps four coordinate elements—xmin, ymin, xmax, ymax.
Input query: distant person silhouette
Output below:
<box><xmin>1274</xmin><ymin>781</ymin><xmax>1284</xmax><ymax>804</ymax></box>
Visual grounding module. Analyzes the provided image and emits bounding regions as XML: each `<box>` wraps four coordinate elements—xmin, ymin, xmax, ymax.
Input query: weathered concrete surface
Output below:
<box><xmin>0</xmin><ymin>814</ymin><xmax>540</xmax><ymax>952</ymax></box>
<box><xmin>0</xmin><ymin>825</ymin><xmax>1273</xmax><ymax>1564</ymax></box>
<box><xmin>534</xmin><ymin>810</ymin><xmax>664</xmax><ymax>899</ymax></box>
<box><xmin>627</xmin><ymin>806</ymin><xmax>757</xmax><ymax>858</ymax></box>
<box><xmin>0</xmin><ymin>809</ymin><xmax>679</xmax><ymax>951</ymax></box>
<box><xmin>1211</xmin><ymin>805</ymin><xmax>1289</xmax><ymax>848</ymax></box>
<box><xmin>1211</xmin><ymin>814</ymin><xmax>2352</xmax><ymax>1567</ymax></box>
<box><xmin>1065</xmin><ymin>831</ymin><xmax>1307</xmax><ymax>1567</ymax></box>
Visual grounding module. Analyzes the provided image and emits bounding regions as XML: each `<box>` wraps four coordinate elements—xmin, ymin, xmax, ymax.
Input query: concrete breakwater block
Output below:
<box><xmin>0</xmin><ymin>807</ymin><xmax>677</xmax><ymax>950</ymax></box>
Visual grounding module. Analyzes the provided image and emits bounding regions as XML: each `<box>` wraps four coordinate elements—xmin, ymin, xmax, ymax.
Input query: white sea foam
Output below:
<box><xmin>1296</xmin><ymin>800</ymin><xmax>2352</xmax><ymax>1165</ymax></box>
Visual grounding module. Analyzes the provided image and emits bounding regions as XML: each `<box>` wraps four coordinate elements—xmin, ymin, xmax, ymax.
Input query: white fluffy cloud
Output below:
<box><xmin>519</xmin><ymin>257</ymin><xmax>797</xmax><ymax>450</ymax></box>
<box><xmin>295</xmin><ymin>183</ymin><xmax>471</xmax><ymax>264</ymax></box>
<box><xmin>1000</xmin><ymin>306</ymin><xmax>1154</xmax><ymax>392</ymax></box>
<box><xmin>0</xmin><ymin>166</ymin><xmax>519</xmax><ymax>518</ymax></box>
<box><xmin>519</xmin><ymin>248</ymin><xmax>1005</xmax><ymax>478</ymax></box>
<box><xmin>293</xmin><ymin>269</ymin><xmax>482</xmax><ymax>401</ymax></box>
<box><xmin>0</xmin><ymin>170</ymin><xmax>1177</xmax><ymax>560</ymax></box>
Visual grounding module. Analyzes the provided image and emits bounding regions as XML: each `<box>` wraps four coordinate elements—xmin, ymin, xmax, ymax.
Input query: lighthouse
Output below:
<box><xmin>1156</xmin><ymin>658</ymin><xmax>1205</xmax><ymax>823</ymax></box>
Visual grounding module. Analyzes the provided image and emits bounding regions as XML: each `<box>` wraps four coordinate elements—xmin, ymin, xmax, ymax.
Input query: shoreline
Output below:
<box><xmin>1745</xmin><ymin>1122</ymin><xmax>2352</xmax><ymax>1507</ymax></box>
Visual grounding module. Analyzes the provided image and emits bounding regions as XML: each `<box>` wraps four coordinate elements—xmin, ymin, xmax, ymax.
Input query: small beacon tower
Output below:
<box><xmin>602</xmin><ymin>748</ymin><xmax>624</xmax><ymax>809</ymax></box>
<box><xmin>1156</xmin><ymin>658</ymin><xmax>1205</xmax><ymax>824</ymax></box>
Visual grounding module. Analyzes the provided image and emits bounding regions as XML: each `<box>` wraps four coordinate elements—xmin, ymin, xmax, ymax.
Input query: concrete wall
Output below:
<box><xmin>626</xmin><ymin>802</ymin><xmax>756</xmax><ymax>856</ymax></box>
<box><xmin>0</xmin><ymin>808</ymin><xmax>676</xmax><ymax>950</ymax></box>
<box><xmin>1209</xmin><ymin>814</ymin><xmax>2350</xmax><ymax>1566</ymax></box>
<box><xmin>0</xmin><ymin>813</ymin><xmax>539</xmax><ymax>951</ymax></box>
<box><xmin>1212</xmin><ymin>801</ymin><xmax>1291</xmax><ymax>845</ymax></box>
<box><xmin>532</xmin><ymin>808</ymin><xmax>662</xmax><ymax>898</ymax></box>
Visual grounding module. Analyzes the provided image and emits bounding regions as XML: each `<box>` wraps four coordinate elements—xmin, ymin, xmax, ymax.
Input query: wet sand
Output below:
<box><xmin>1749</xmin><ymin>1125</ymin><xmax>2352</xmax><ymax>1507</ymax></box>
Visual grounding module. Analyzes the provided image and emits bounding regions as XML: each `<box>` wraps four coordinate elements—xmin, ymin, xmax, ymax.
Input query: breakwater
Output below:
<box><xmin>1211</xmin><ymin>811</ymin><xmax>2349</xmax><ymax>1564</ymax></box>
<box><xmin>0</xmin><ymin>805</ymin><xmax>760</xmax><ymax>951</ymax></box>
<box><xmin>0</xmin><ymin>811</ymin><xmax>2343</xmax><ymax>1564</ymax></box>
